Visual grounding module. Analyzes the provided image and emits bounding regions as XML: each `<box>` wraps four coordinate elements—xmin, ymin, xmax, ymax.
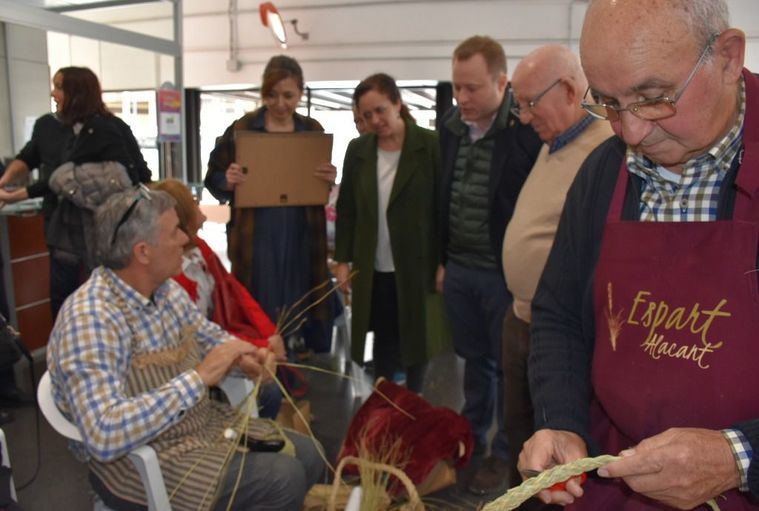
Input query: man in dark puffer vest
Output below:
<box><xmin>438</xmin><ymin>35</ymin><xmax>542</xmax><ymax>495</ymax></box>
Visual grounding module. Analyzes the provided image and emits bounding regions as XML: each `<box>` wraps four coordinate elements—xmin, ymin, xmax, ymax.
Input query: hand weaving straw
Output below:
<box><xmin>481</xmin><ymin>455</ymin><xmax>619</xmax><ymax>510</ymax></box>
<box><xmin>482</xmin><ymin>455</ymin><xmax>722</xmax><ymax>511</ymax></box>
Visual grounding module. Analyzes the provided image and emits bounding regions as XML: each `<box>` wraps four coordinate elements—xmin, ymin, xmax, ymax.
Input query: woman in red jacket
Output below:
<box><xmin>151</xmin><ymin>179</ymin><xmax>285</xmax><ymax>418</ymax></box>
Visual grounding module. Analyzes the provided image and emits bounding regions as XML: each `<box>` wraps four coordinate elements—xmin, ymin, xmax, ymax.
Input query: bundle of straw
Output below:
<box><xmin>328</xmin><ymin>455</ymin><xmax>423</xmax><ymax>511</ymax></box>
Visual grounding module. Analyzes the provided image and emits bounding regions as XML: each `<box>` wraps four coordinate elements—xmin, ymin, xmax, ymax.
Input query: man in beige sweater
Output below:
<box><xmin>500</xmin><ymin>45</ymin><xmax>613</xmax><ymax>506</ymax></box>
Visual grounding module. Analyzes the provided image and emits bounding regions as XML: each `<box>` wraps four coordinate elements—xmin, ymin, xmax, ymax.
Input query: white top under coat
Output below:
<box><xmin>374</xmin><ymin>148</ymin><xmax>401</xmax><ymax>272</ymax></box>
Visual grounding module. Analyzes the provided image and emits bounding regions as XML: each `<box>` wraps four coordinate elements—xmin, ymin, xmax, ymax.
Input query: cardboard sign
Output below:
<box><xmin>234</xmin><ymin>131</ymin><xmax>333</xmax><ymax>207</ymax></box>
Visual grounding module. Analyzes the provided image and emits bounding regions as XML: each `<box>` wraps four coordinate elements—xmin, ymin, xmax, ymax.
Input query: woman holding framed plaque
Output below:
<box><xmin>204</xmin><ymin>55</ymin><xmax>337</xmax><ymax>353</ymax></box>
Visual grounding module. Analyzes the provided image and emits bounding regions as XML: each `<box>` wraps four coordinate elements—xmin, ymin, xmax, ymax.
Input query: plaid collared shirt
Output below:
<box><xmin>47</xmin><ymin>267</ymin><xmax>237</xmax><ymax>462</ymax></box>
<box><xmin>549</xmin><ymin>114</ymin><xmax>596</xmax><ymax>154</ymax></box>
<box><xmin>627</xmin><ymin>80</ymin><xmax>746</xmax><ymax>222</ymax></box>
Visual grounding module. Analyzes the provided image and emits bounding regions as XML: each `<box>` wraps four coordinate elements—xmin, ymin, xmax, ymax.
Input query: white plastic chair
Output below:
<box><xmin>0</xmin><ymin>428</ymin><xmax>16</xmax><ymax>502</ymax></box>
<box><xmin>218</xmin><ymin>375</ymin><xmax>258</xmax><ymax>418</ymax></box>
<box><xmin>38</xmin><ymin>371</ymin><xmax>257</xmax><ymax>511</ymax></box>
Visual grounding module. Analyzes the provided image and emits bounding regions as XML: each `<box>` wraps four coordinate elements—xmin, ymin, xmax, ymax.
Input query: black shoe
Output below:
<box><xmin>467</xmin><ymin>456</ymin><xmax>509</xmax><ymax>495</ymax></box>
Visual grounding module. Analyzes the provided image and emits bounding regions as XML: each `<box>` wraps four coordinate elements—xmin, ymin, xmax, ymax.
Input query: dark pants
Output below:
<box><xmin>49</xmin><ymin>255</ymin><xmax>85</xmax><ymax>319</ymax></box>
<box><xmin>502</xmin><ymin>310</ymin><xmax>560</xmax><ymax>509</ymax></box>
<box><xmin>369</xmin><ymin>271</ymin><xmax>427</xmax><ymax>393</ymax></box>
<box><xmin>257</xmin><ymin>381</ymin><xmax>283</xmax><ymax>420</ymax></box>
<box><xmin>502</xmin><ymin>308</ymin><xmax>533</xmax><ymax>486</ymax></box>
<box><xmin>442</xmin><ymin>261</ymin><xmax>510</xmax><ymax>461</ymax></box>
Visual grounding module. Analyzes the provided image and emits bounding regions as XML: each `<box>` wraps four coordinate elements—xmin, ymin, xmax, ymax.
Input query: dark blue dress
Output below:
<box><xmin>205</xmin><ymin>107</ymin><xmax>338</xmax><ymax>352</ymax></box>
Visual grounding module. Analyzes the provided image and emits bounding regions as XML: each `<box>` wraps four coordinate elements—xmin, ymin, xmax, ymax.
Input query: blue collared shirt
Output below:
<box><xmin>549</xmin><ymin>114</ymin><xmax>596</xmax><ymax>154</ymax></box>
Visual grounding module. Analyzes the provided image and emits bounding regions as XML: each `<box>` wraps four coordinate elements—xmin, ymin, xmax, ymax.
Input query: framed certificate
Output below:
<box><xmin>234</xmin><ymin>131</ymin><xmax>333</xmax><ymax>207</ymax></box>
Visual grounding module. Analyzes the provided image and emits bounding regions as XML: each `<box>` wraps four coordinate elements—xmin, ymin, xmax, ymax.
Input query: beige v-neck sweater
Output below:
<box><xmin>502</xmin><ymin>119</ymin><xmax>614</xmax><ymax>322</ymax></box>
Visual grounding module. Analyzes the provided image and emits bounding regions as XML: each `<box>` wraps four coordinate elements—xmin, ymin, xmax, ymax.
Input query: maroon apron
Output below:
<box><xmin>575</xmin><ymin>157</ymin><xmax>759</xmax><ymax>510</ymax></box>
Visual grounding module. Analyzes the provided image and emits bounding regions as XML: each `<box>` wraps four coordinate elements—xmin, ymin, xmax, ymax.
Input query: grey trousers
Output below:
<box><xmin>213</xmin><ymin>430</ymin><xmax>326</xmax><ymax>511</ymax></box>
<box><xmin>91</xmin><ymin>430</ymin><xmax>325</xmax><ymax>511</ymax></box>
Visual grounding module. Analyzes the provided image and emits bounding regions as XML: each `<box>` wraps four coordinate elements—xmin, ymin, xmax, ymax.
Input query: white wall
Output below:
<box><xmin>182</xmin><ymin>0</ymin><xmax>587</xmax><ymax>86</ymax></box>
<box><xmin>0</xmin><ymin>24</ymin><xmax>11</xmax><ymax>158</ymax></box>
<box><xmin>0</xmin><ymin>23</ymin><xmax>50</xmax><ymax>156</ymax></box>
<box><xmin>46</xmin><ymin>1</ymin><xmax>174</xmax><ymax>91</ymax></box>
<box><xmin>45</xmin><ymin>0</ymin><xmax>759</xmax><ymax>90</ymax></box>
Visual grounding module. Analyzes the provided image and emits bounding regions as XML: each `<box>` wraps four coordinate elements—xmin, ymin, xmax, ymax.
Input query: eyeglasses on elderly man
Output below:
<box><xmin>510</xmin><ymin>78</ymin><xmax>562</xmax><ymax>118</ymax></box>
<box><xmin>580</xmin><ymin>32</ymin><xmax>720</xmax><ymax>122</ymax></box>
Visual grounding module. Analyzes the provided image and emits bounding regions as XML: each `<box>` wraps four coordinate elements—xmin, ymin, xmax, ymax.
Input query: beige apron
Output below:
<box><xmin>89</xmin><ymin>323</ymin><xmax>238</xmax><ymax>511</ymax></box>
<box><xmin>88</xmin><ymin>272</ymin><xmax>259</xmax><ymax>511</ymax></box>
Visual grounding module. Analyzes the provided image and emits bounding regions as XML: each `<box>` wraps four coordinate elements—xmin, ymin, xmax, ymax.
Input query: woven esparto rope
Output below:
<box><xmin>481</xmin><ymin>455</ymin><xmax>620</xmax><ymax>511</ymax></box>
<box><xmin>482</xmin><ymin>455</ymin><xmax>723</xmax><ymax>511</ymax></box>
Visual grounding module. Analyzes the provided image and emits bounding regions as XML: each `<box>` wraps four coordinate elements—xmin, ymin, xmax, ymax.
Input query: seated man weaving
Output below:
<box><xmin>47</xmin><ymin>186</ymin><xmax>324</xmax><ymax>511</ymax></box>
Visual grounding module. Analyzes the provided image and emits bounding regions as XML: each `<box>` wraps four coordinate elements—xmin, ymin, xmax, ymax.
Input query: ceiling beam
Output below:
<box><xmin>48</xmin><ymin>0</ymin><xmax>166</xmax><ymax>13</ymax></box>
<box><xmin>0</xmin><ymin>0</ymin><xmax>179</xmax><ymax>56</ymax></box>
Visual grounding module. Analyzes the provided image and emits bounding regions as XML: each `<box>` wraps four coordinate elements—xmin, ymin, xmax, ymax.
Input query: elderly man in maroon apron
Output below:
<box><xmin>519</xmin><ymin>0</ymin><xmax>759</xmax><ymax>509</ymax></box>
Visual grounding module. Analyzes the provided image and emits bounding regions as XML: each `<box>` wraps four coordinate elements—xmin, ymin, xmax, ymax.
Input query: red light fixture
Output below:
<box><xmin>259</xmin><ymin>2</ymin><xmax>288</xmax><ymax>49</ymax></box>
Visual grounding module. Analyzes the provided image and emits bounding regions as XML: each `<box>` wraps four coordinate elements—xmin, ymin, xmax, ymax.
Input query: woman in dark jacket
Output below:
<box><xmin>53</xmin><ymin>67</ymin><xmax>150</xmax><ymax>183</ymax></box>
<box><xmin>0</xmin><ymin>67</ymin><xmax>149</xmax><ymax>316</ymax></box>
<box><xmin>0</xmin><ymin>67</ymin><xmax>149</xmax><ymax>211</ymax></box>
<box><xmin>204</xmin><ymin>55</ymin><xmax>337</xmax><ymax>352</ymax></box>
<box><xmin>335</xmin><ymin>73</ymin><xmax>449</xmax><ymax>393</ymax></box>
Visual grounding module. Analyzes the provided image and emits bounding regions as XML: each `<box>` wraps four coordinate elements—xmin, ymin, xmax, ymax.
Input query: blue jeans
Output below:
<box><xmin>257</xmin><ymin>381</ymin><xmax>283</xmax><ymax>419</ymax></box>
<box><xmin>442</xmin><ymin>261</ymin><xmax>511</xmax><ymax>461</ymax></box>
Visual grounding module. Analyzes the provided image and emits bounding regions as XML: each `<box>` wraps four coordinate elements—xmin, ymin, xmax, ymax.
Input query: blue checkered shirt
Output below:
<box><xmin>47</xmin><ymin>267</ymin><xmax>238</xmax><ymax>462</ymax></box>
<box><xmin>723</xmin><ymin>429</ymin><xmax>753</xmax><ymax>492</ymax></box>
<box><xmin>627</xmin><ymin>80</ymin><xmax>746</xmax><ymax>222</ymax></box>
<box><xmin>549</xmin><ymin>114</ymin><xmax>596</xmax><ymax>154</ymax></box>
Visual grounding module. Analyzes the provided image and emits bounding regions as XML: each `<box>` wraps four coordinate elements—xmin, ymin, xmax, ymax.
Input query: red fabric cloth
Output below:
<box><xmin>338</xmin><ymin>380</ymin><xmax>473</xmax><ymax>487</ymax></box>
<box><xmin>173</xmin><ymin>236</ymin><xmax>275</xmax><ymax>348</ymax></box>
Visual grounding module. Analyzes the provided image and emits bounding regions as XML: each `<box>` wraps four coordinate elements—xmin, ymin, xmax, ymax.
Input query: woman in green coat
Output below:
<box><xmin>335</xmin><ymin>73</ymin><xmax>448</xmax><ymax>393</ymax></box>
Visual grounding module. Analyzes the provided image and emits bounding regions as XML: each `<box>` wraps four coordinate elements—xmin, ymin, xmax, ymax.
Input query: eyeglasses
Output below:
<box><xmin>581</xmin><ymin>33</ymin><xmax>719</xmax><ymax>122</ymax></box>
<box><xmin>110</xmin><ymin>184</ymin><xmax>152</xmax><ymax>247</ymax></box>
<box><xmin>510</xmin><ymin>78</ymin><xmax>562</xmax><ymax>118</ymax></box>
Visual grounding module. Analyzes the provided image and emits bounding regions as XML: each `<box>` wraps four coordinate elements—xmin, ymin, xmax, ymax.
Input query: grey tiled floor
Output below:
<box><xmin>5</xmin><ymin>345</ymin><xmax>507</xmax><ymax>510</ymax></box>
